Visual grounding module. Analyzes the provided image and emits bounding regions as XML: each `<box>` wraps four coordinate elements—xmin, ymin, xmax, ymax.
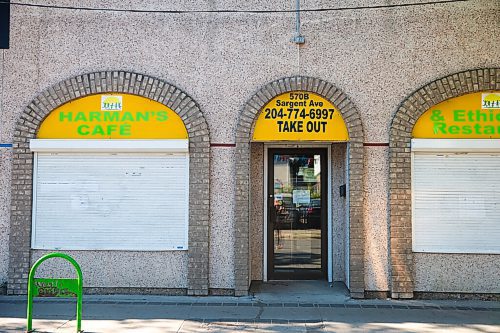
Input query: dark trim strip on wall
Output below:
<box><xmin>2</xmin><ymin>142</ymin><xmax>387</xmax><ymax>147</ymax></box>
<box><xmin>211</xmin><ymin>143</ymin><xmax>389</xmax><ymax>147</ymax></box>
<box><xmin>210</xmin><ymin>143</ymin><xmax>236</xmax><ymax>147</ymax></box>
<box><xmin>363</xmin><ymin>142</ymin><xmax>389</xmax><ymax>147</ymax></box>
<box><xmin>2</xmin><ymin>142</ymin><xmax>389</xmax><ymax>148</ymax></box>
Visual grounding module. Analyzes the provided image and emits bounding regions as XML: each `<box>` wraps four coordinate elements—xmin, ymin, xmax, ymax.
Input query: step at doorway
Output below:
<box><xmin>250</xmin><ymin>281</ymin><xmax>350</xmax><ymax>304</ymax></box>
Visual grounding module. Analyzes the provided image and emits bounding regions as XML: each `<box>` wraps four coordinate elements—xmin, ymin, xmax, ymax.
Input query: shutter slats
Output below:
<box><xmin>413</xmin><ymin>153</ymin><xmax>500</xmax><ymax>254</ymax></box>
<box><xmin>32</xmin><ymin>153</ymin><xmax>189</xmax><ymax>250</ymax></box>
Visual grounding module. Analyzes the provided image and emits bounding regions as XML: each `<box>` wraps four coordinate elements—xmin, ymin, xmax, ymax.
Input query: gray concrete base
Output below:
<box><xmin>1</xmin><ymin>294</ymin><xmax>499</xmax><ymax>333</ymax></box>
<box><xmin>250</xmin><ymin>281</ymin><xmax>350</xmax><ymax>304</ymax></box>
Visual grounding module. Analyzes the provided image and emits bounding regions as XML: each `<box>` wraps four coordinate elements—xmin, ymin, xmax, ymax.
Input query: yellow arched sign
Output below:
<box><xmin>412</xmin><ymin>91</ymin><xmax>500</xmax><ymax>139</ymax></box>
<box><xmin>252</xmin><ymin>91</ymin><xmax>348</xmax><ymax>141</ymax></box>
<box><xmin>37</xmin><ymin>93</ymin><xmax>188</xmax><ymax>139</ymax></box>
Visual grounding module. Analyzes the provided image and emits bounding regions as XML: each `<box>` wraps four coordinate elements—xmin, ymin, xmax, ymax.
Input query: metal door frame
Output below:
<box><xmin>264</xmin><ymin>145</ymin><xmax>330</xmax><ymax>280</ymax></box>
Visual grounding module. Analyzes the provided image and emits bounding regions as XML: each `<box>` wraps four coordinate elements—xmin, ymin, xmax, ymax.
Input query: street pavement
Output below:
<box><xmin>0</xmin><ymin>282</ymin><xmax>499</xmax><ymax>332</ymax></box>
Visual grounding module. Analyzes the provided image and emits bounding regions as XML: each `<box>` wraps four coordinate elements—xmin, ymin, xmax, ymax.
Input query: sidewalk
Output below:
<box><xmin>1</xmin><ymin>282</ymin><xmax>499</xmax><ymax>332</ymax></box>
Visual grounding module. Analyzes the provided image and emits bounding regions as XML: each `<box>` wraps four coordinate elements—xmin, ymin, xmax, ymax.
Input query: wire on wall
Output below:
<box><xmin>0</xmin><ymin>0</ymin><xmax>473</xmax><ymax>14</ymax></box>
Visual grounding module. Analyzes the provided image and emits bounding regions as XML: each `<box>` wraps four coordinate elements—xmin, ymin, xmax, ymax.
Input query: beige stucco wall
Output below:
<box><xmin>209</xmin><ymin>147</ymin><xmax>236</xmax><ymax>289</ymax></box>
<box><xmin>0</xmin><ymin>0</ymin><xmax>499</xmax><ymax>292</ymax></box>
<box><xmin>364</xmin><ymin>147</ymin><xmax>390</xmax><ymax>291</ymax></box>
<box><xmin>31</xmin><ymin>250</ymin><xmax>188</xmax><ymax>290</ymax></box>
<box><xmin>0</xmin><ymin>50</ymin><xmax>8</xmax><ymax>287</ymax></box>
<box><xmin>0</xmin><ymin>150</ymin><xmax>9</xmax><ymax>289</ymax></box>
<box><xmin>331</xmin><ymin>144</ymin><xmax>347</xmax><ymax>282</ymax></box>
<box><xmin>250</xmin><ymin>143</ymin><xmax>264</xmax><ymax>281</ymax></box>
<box><xmin>414</xmin><ymin>254</ymin><xmax>500</xmax><ymax>293</ymax></box>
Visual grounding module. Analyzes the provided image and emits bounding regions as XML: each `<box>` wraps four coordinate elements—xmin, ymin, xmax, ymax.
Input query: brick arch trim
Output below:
<box><xmin>8</xmin><ymin>71</ymin><xmax>211</xmax><ymax>295</ymax></box>
<box><xmin>233</xmin><ymin>76</ymin><xmax>365</xmax><ymax>298</ymax></box>
<box><xmin>388</xmin><ymin>68</ymin><xmax>500</xmax><ymax>299</ymax></box>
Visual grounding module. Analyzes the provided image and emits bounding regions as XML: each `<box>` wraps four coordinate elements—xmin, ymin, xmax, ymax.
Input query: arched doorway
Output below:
<box><xmin>234</xmin><ymin>76</ymin><xmax>366</xmax><ymax>298</ymax></box>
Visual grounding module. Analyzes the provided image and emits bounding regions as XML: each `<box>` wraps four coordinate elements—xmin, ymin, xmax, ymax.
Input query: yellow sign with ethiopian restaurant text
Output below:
<box><xmin>37</xmin><ymin>94</ymin><xmax>188</xmax><ymax>139</ymax></box>
<box><xmin>252</xmin><ymin>91</ymin><xmax>348</xmax><ymax>141</ymax></box>
<box><xmin>412</xmin><ymin>92</ymin><xmax>500</xmax><ymax>139</ymax></box>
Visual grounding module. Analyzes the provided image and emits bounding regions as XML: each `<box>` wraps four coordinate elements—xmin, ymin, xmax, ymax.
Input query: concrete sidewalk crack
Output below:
<box><xmin>177</xmin><ymin>302</ymin><xmax>195</xmax><ymax>332</ymax></box>
<box><xmin>55</xmin><ymin>316</ymin><xmax>74</xmax><ymax>331</ymax></box>
<box><xmin>176</xmin><ymin>319</ymin><xmax>186</xmax><ymax>333</ymax></box>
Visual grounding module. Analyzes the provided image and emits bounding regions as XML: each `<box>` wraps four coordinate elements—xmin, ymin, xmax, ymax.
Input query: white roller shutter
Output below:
<box><xmin>32</xmin><ymin>152</ymin><xmax>189</xmax><ymax>251</ymax></box>
<box><xmin>412</xmin><ymin>151</ymin><xmax>500</xmax><ymax>254</ymax></box>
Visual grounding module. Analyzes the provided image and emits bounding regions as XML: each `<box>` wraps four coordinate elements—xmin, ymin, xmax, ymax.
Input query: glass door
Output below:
<box><xmin>267</xmin><ymin>148</ymin><xmax>327</xmax><ymax>280</ymax></box>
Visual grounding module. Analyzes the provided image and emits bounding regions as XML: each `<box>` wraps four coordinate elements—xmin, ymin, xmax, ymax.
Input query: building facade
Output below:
<box><xmin>0</xmin><ymin>0</ymin><xmax>499</xmax><ymax>298</ymax></box>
